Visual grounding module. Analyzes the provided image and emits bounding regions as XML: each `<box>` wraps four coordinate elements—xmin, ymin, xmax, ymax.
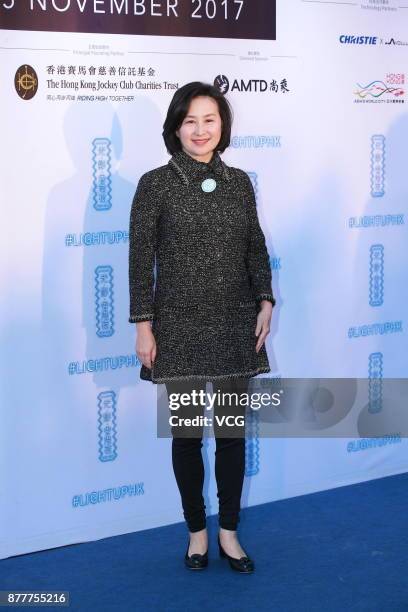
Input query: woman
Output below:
<box><xmin>128</xmin><ymin>82</ymin><xmax>276</xmax><ymax>573</ymax></box>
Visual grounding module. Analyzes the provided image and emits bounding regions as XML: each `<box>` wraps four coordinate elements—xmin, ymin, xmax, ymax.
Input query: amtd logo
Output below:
<box><xmin>214</xmin><ymin>75</ymin><xmax>268</xmax><ymax>93</ymax></box>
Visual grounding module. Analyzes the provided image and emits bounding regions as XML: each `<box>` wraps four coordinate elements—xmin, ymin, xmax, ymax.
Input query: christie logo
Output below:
<box><xmin>340</xmin><ymin>35</ymin><xmax>378</xmax><ymax>45</ymax></box>
<box><xmin>339</xmin><ymin>34</ymin><xmax>408</xmax><ymax>46</ymax></box>
<box><xmin>214</xmin><ymin>74</ymin><xmax>289</xmax><ymax>94</ymax></box>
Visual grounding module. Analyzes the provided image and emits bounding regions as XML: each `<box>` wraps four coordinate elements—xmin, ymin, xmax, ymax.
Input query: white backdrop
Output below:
<box><xmin>1</xmin><ymin>0</ymin><xmax>407</xmax><ymax>559</ymax></box>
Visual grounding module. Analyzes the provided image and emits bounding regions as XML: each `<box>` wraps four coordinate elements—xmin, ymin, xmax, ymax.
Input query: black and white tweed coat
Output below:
<box><xmin>128</xmin><ymin>148</ymin><xmax>276</xmax><ymax>383</ymax></box>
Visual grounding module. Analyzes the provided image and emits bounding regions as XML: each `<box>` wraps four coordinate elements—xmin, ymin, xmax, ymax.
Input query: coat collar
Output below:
<box><xmin>168</xmin><ymin>149</ymin><xmax>231</xmax><ymax>185</ymax></box>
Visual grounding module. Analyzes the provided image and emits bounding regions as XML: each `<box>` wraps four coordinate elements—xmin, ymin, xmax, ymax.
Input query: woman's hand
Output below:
<box><xmin>255</xmin><ymin>300</ymin><xmax>273</xmax><ymax>352</ymax></box>
<box><xmin>136</xmin><ymin>321</ymin><xmax>157</xmax><ymax>369</ymax></box>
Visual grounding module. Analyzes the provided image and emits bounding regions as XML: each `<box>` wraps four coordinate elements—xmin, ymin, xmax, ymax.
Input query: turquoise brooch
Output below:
<box><xmin>201</xmin><ymin>178</ymin><xmax>217</xmax><ymax>193</ymax></box>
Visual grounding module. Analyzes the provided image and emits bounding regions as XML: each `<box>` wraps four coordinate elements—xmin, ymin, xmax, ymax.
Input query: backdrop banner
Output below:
<box><xmin>1</xmin><ymin>0</ymin><xmax>407</xmax><ymax>559</ymax></box>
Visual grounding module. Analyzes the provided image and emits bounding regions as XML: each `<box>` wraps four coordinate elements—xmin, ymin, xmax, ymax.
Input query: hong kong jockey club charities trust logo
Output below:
<box><xmin>214</xmin><ymin>74</ymin><xmax>290</xmax><ymax>95</ymax></box>
<box><xmin>15</xmin><ymin>64</ymin><xmax>38</xmax><ymax>100</ymax></box>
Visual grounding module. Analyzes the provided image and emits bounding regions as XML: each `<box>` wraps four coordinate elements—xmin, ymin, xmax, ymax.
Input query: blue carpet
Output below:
<box><xmin>2</xmin><ymin>472</ymin><xmax>407</xmax><ymax>611</ymax></box>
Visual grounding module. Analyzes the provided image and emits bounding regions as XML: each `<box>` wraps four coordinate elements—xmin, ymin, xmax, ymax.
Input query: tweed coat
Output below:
<box><xmin>128</xmin><ymin>148</ymin><xmax>276</xmax><ymax>384</ymax></box>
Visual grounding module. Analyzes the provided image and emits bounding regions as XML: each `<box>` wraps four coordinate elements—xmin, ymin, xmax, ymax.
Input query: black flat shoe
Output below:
<box><xmin>184</xmin><ymin>541</ymin><xmax>208</xmax><ymax>570</ymax></box>
<box><xmin>218</xmin><ymin>535</ymin><xmax>255</xmax><ymax>573</ymax></box>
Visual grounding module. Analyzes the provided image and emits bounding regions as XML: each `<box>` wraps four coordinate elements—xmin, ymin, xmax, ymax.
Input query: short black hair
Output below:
<box><xmin>162</xmin><ymin>81</ymin><xmax>233</xmax><ymax>155</ymax></box>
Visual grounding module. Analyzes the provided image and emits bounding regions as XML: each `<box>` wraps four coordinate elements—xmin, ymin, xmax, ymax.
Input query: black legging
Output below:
<box><xmin>165</xmin><ymin>377</ymin><xmax>249</xmax><ymax>533</ymax></box>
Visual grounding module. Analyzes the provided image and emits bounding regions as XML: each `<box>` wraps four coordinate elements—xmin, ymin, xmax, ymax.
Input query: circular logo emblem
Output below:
<box><xmin>15</xmin><ymin>65</ymin><xmax>38</xmax><ymax>100</ymax></box>
<box><xmin>201</xmin><ymin>178</ymin><xmax>217</xmax><ymax>193</ymax></box>
<box><xmin>214</xmin><ymin>74</ymin><xmax>229</xmax><ymax>95</ymax></box>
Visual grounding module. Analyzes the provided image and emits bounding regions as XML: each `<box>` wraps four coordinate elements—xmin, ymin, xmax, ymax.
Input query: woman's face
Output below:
<box><xmin>175</xmin><ymin>95</ymin><xmax>222</xmax><ymax>162</ymax></box>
